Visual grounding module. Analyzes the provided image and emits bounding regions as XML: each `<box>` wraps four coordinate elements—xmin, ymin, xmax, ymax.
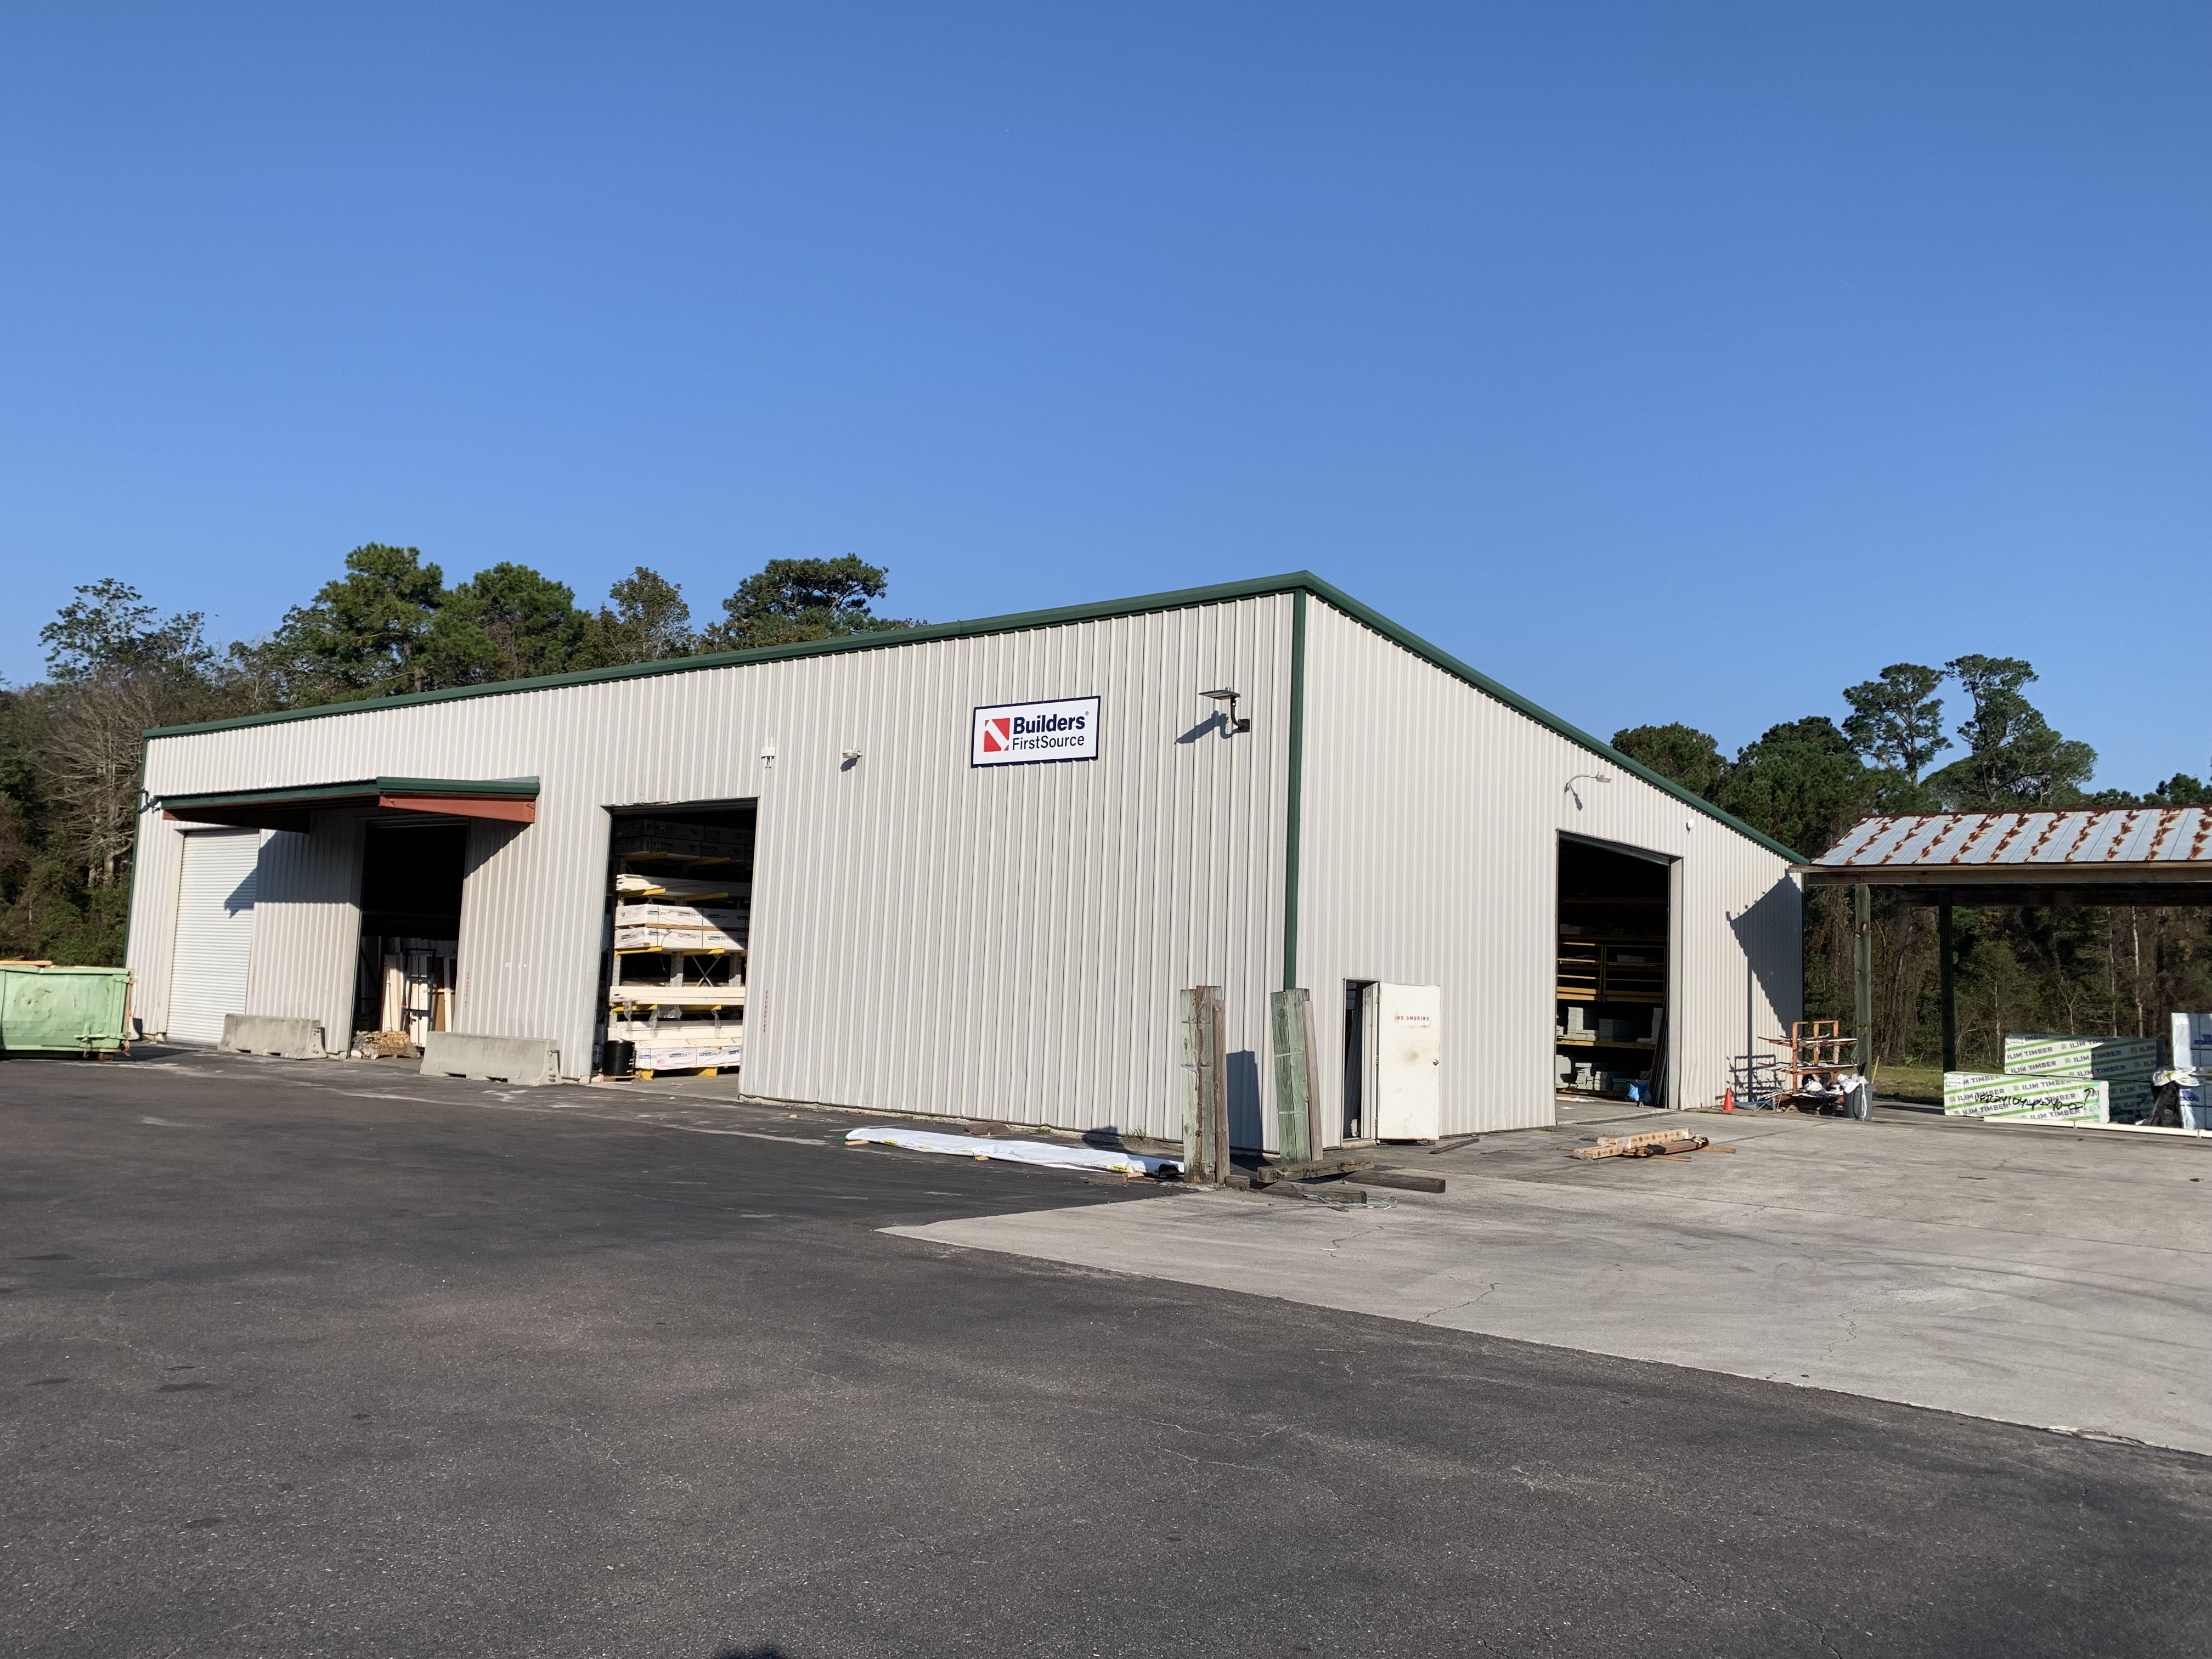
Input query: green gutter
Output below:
<box><xmin>142</xmin><ymin>572</ymin><xmax>1801</xmax><ymax>864</ymax></box>
<box><xmin>1282</xmin><ymin>589</ymin><xmax>1308</xmax><ymax>991</ymax></box>
<box><xmin>154</xmin><ymin>776</ymin><xmax>540</xmax><ymax>810</ymax></box>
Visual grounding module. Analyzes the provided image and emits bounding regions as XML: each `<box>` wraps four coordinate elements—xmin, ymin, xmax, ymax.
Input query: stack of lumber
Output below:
<box><xmin>607</xmin><ymin>985</ymin><xmax>747</xmax><ymax>1009</ymax></box>
<box><xmin>612</xmin><ymin>901</ymin><xmax>748</xmax><ymax>955</ymax></box>
<box><xmin>606</xmin><ymin>817</ymin><xmax>755</xmax><ymax>1076</ymax></box>
<box><xmin>608</xmin><ymin>1017</ymin><xmax>744</xmax><ymax>1073</ymax></box>
<box><xmin>614</xmin><ymin>871</ymin><xmax>748</xmax><ymax>901</ymax></box>
<box><xmin>2000</xmin><ymin>1033</ymin><xmax>2157</xmax><ymax>1122</ymax></box>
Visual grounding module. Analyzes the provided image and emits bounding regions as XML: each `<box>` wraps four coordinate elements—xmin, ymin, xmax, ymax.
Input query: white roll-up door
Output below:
<box><xmin>168</xmin><ymin>830</ymin><xmax>263</xmax><ymax>1044</ymax></box>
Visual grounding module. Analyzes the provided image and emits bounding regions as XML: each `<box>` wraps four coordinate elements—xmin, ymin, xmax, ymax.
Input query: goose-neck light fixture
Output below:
<box><xmin>1564</xmin><ymin>772</ymin><xmax>1612</xmax><ymax>810</ymax></box>
<box><xmin>1202</xmin><ymin>687</ymin><xmax>1251</xmax><ymax>736</ymax></box>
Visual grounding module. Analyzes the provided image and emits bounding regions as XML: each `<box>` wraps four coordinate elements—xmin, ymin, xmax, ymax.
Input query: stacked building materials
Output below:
<box><xmin>605</xmin><ymin>815</ymin><xmax>753</xmax><ymax>1078</ymax></box>
<box><xmin>607</xmin><ymin>1014</ymin><xmax>744</xmax><ymax>1074</ymax></box>
<box><xmin>2002</xmin><ymin>1033</ymin><xmax>2159</xmax><ymax>1122</ymax></box>
<box><xmin>1942</xmin><ymin>1071</ymin><xmax>2109</xmax><ymax>1124</ymax></box>
<box><xmin>612</xmin><ymin>902</ymin><xmax>748</xmax><ymax>955</ymax></box>
<box><xmin>614</xmin><ymin>871</ymin><xmax>748</xmax><ymax>902</ymax></box>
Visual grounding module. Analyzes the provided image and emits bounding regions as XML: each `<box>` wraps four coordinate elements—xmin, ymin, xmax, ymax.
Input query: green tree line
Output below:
<box><xmin>0</xmin><ymin>548</ymin><xmax>915</xmax><ymax>962</ymax></box>
<box><xmin>1613</xmin><ymin>662</ymin><xmax>2212</xmax><ymax>1068</ymax></box>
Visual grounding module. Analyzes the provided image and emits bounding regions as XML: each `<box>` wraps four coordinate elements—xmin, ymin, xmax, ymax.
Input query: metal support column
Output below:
<box><xmin>1938</xmin><ymin>900</ymin><xmax>1957</xmax><ymax>1073</ymax></box>
<box><xmin>1853</xmin><ymin>883</ymin><xmax>1872</xmax><ymax>1074</ymax></box>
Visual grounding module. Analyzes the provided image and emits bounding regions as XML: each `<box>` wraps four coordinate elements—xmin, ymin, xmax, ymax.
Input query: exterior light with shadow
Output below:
<box><xmin>1564</xmin><ymin>772</ymin><xmax>1611</xmax><ymax>810</ymax></box>
<box><xmin>1201</xmin><ymin>687</ymin><xmax>1250</xmax><ymax>736</ymax></box>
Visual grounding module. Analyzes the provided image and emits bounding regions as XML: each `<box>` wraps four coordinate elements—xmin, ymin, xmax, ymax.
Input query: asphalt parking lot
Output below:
<box><xmin>4</xmin><ymin>1051</ymin><xmax>2209</xmax><ymax>1658</ymax></box>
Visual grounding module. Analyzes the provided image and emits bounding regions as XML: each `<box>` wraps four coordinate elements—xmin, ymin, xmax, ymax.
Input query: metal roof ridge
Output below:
<box><xmin>138</xmin><ymin>569</ymin><xmax>1804</xmax><ymax>864</ymax></box>
<box><xmin>1811</xmin><ymin>805</ymin><xmax>2212</xmax><ymax>869</ymax></box>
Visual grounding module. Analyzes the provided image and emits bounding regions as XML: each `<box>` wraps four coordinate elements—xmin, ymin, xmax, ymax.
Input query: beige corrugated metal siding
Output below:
<box><xmin>128</xmin><ymin>582</ymin><xmax>1797</xmax><ymax>1136</ymax></box>
<box><xmin>244</xmin><ymin>811</ymin><xmax>365</xmax><ymax>1047</ymax></box>
<box><xmin>132</xmin><ymin>596</ymin><xmax>1292</xmax><ymax>1134</ymax></box>
<box><xmin>1295</xmin><ymin>601</ymin><xmax>1801</xmax><ymax>1137</ymax></box>
<box><xmin>126</xmin><ymin>810</ymin><xmax>190</xmax><ymax>1038</ymax></box>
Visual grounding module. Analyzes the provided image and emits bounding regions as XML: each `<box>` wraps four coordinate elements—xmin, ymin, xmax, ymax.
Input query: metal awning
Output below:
<box><xmin>157</xmin><ymin>777</ymin><xmax>539</xmax><ymax>832</ymax></box>
<box><xmin>1798</xmin><ymin>809</ymin><xmax>2212</xmax><ymax>907</ymax></box>
<box><xmin>1799</xmin><ymin>809</ymin><xmax>2212</xmax><ymax>1073</ymax></box>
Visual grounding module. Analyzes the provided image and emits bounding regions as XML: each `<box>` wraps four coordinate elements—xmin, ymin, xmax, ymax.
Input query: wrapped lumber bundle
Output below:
<box><xmin>2002</xmin><ymin>1033</ymin><xmax>2159</xmax><ymax>1122</ymax></box>
<box><xmin>614</xmin><ymin>871</ymin><xmax>749</xmax><ymax>901</ymax></box>
<box><xmin>1942</xmin><ymin>1071</ymin><xmax>2108</xmax><ymax>1125</ymax></box>
<box><xmin>608</xmin><ymin>986</ymin><xmax>746</xmax><ymax>1009</ymax></box>
<box><xmin>634</xmin><ymin>1043</ymin><xmax>743</xmax><ymax>1072</ymax></box>
<box><xmin>606</xmin><ymin>1019</ymin><xmax>744</xmax><ymax>1073</ymax></box>
<box><xmin>612</xmin><ymin>902</ymin><xmax>747</xmax><ymax>954</ymax></box>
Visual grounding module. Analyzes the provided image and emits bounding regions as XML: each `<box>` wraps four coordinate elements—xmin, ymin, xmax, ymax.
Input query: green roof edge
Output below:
<box><xmin>156</xmin><ymin>776</ymin><xmax>540</xmax><ymax>809</ymax></box>
<box><xmin>143</xmin><ymin>572</ymin><xmax>1801</xmax><ymax>862</ymax></box>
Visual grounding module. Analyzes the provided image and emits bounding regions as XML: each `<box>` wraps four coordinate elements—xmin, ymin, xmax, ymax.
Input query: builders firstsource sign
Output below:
<box><xmin>971</xmin><ymin>696</ymin><xmax>1100</xmax><ymax>767</ymax></box>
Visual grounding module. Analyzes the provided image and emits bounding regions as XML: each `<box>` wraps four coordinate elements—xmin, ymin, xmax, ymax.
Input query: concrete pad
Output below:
<box><xmin>218</xmin><ymin>1013</ymin><xmax>326</xmax><ymax>1058</ymax></box>
<box><xmin>891</xmin><ymin>1110</ymin><xmax>2212</xmax><ymax>1455</ymax></box>
<box><xmin>417</xmin><ymin>1031</ymin><xmax>560</xmax><ymax>1085</ymax></box>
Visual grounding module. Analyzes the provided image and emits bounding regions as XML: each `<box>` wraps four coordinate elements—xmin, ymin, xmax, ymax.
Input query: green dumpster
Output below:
<box><xmin>0</xmin><ymin>964</ymin><xmax>133</xmax><ymax>1055</ymax></box>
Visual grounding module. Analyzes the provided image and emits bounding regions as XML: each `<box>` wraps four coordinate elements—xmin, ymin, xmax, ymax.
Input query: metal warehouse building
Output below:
<box><xmin>125</xmin><ymin>573</ymin><xmax>1803</xmax><ymax>1145</ymax></box>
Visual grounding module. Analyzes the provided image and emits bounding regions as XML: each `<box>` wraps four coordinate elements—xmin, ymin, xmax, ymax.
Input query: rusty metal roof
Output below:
<box><xmin>1813</xmin><ymin>809</ymin><xmax>2212</xmax><ymax>870</ymax></box>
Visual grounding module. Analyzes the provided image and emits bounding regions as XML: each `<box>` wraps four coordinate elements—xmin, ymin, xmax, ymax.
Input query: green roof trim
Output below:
<box><xmin>142</xmin><ymin>574</ymin><xmax>1799</xmax><ymax>862</ymax></box>
<box><xmin>156</xmin><ymin>776</ymin><xmax>540</xmax><ymax>810</ymax></box>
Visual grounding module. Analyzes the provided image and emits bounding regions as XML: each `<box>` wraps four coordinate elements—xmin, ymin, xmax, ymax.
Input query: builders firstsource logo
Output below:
<box><xmin>971</xmin><ymin>695</ymin><xmax>1101</xmax><ymax>767</ymax></box>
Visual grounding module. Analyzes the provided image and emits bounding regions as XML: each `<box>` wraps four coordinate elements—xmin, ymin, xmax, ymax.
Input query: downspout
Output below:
<box><xmin>1282</xmin><ymin>588</ymin><xmax>1308</xmax><ymax>991</ymax></box>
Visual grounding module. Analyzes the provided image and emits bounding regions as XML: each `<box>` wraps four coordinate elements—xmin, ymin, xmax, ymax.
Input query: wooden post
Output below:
<box><xmin>1296</xmin><ymin>989</ymin><xmax>1320</xmax><ymax>1155</ymax></box>
<box><xmin>1178</xmin><ymin>989</ymin><xmax>1201</xmax><ymax>1180</ymax></box>
<box><xmin>1270</xmin><ymin>988</ymin><xmax>1318</xmax><ymax>1163</ymax></box>
<box><xmin>1938</xmin><ymin>900</ymin><xmax>1957</xmax><ymax>1073</ymax></box>
<box><xmin>1853</xmin><ymin>883</ymin><xmax>1872</xmax><ymax>1075</ymax></box>
<box><xmin>1191</xmin><ymin>985</ymin><xmax>1229</xmax><ymax>1183</ymax></box>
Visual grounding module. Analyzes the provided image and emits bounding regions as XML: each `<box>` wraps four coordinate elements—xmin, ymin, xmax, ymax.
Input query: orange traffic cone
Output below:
<box><xmin>1722</xmin><ymin>1086</ymin><xmax>1735</xmax><ymax>1113</ymax></box>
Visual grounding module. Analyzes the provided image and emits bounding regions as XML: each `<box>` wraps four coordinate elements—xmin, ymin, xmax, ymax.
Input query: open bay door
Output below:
<box><xmin>1363</xmin><ymin>983</ymin><xmax>1441</xmax><ymax>1141</ymax></box>
<box><xmin>167</xmin><ymin>829</ymin><xmax>263</xmax><ymax>1044</ymax></box>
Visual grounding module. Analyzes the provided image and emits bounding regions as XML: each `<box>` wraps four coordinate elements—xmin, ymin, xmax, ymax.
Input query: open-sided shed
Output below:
<box><xmin>1801</xmin><ymin>808</ymin><xmax>2212</xmax><ymax>1068</ymax></box>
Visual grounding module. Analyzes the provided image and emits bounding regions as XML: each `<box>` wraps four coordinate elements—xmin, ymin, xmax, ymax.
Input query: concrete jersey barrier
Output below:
<box><xmin>218</xmin><ymin>1013</ymin><xmax>328</xmax><ymax>1058</ymax></box>
<box><xmin>419</xmin><ymin>1032</ymin><xmax>561</xmax><ymax>1085</ymax></box>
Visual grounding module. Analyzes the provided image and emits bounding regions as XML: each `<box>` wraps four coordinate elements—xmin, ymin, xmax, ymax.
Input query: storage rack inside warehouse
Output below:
<box><xmin>352</xmin><ymin>821</ymin><xmax>467</xmax><ymax>1050</ymax></box>
<box><xmin>1555</xmin><ymin>837</ymin><xmax>1671</xmax><ymax>1102</ymax></box>
<box><xmin>599</xmin><ymin>805</ymin><xmax>754</xmax><ymax>1079</ymax></box>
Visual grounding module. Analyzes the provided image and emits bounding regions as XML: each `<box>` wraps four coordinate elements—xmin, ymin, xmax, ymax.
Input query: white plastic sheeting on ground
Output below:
<box><xmin>844</xmin><ymin>1126</ymin><xmax>1181</xmax><ymax>1177</ymax></box>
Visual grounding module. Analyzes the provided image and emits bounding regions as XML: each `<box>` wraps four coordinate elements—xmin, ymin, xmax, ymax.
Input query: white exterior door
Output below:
<box><xmin>1365</xmin><ymin>982</ymin><xmax>1441</xmax><ymax>1141</ymax></box>
<box><xmin>167</xmin><ymin>830</ymin><xmax>263</xmax><ymax>1044</ymax></box>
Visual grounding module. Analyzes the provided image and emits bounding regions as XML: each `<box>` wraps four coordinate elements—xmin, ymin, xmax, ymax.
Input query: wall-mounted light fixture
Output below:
<box><xmin>1564</xmin><ymin>772</ymin><xmax>1612</xmax><ymax>810</ymax></box>
<box><xmin>840</xmin><ymin>748</ymin><xmax>864</xmax><ymax>763</ymax></box>
<box><xmin>760</xmin><ymin>740</ymin><xmax>777</xmax><ymax>769</ymax></box>
<box><xmin>1202</xmin><ymin>687</ymin><xmax>1251</xmax><ymax>736</ymax></box>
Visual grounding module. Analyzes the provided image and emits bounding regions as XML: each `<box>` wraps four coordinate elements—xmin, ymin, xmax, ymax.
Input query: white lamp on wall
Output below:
<box><xmin>1565</xmin><ymin>772</ymin><xmax>1612</xmax><ymax>810</ymax></box>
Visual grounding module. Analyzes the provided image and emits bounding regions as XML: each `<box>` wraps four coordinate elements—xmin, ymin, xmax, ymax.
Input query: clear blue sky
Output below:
<box><xmin>4</xmin><ymin>4</ymin><xmax>2205</xmax><ymax>788</ymax></box>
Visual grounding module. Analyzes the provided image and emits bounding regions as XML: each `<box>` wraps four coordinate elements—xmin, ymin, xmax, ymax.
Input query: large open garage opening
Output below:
<box><xmin>352</xmin><ymin>821</ymin><xmax>467</xmax><ymax>1051</ymax></box>
<box><xmin>1556</xmin><ymin>836</ymin><xmax>1673</xmax><ymax>1107</ymax></box>
<box><xmin>599</xmin><ymin>803</ymin><xmax>755</xmax><ymax>1081</ymax></box>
